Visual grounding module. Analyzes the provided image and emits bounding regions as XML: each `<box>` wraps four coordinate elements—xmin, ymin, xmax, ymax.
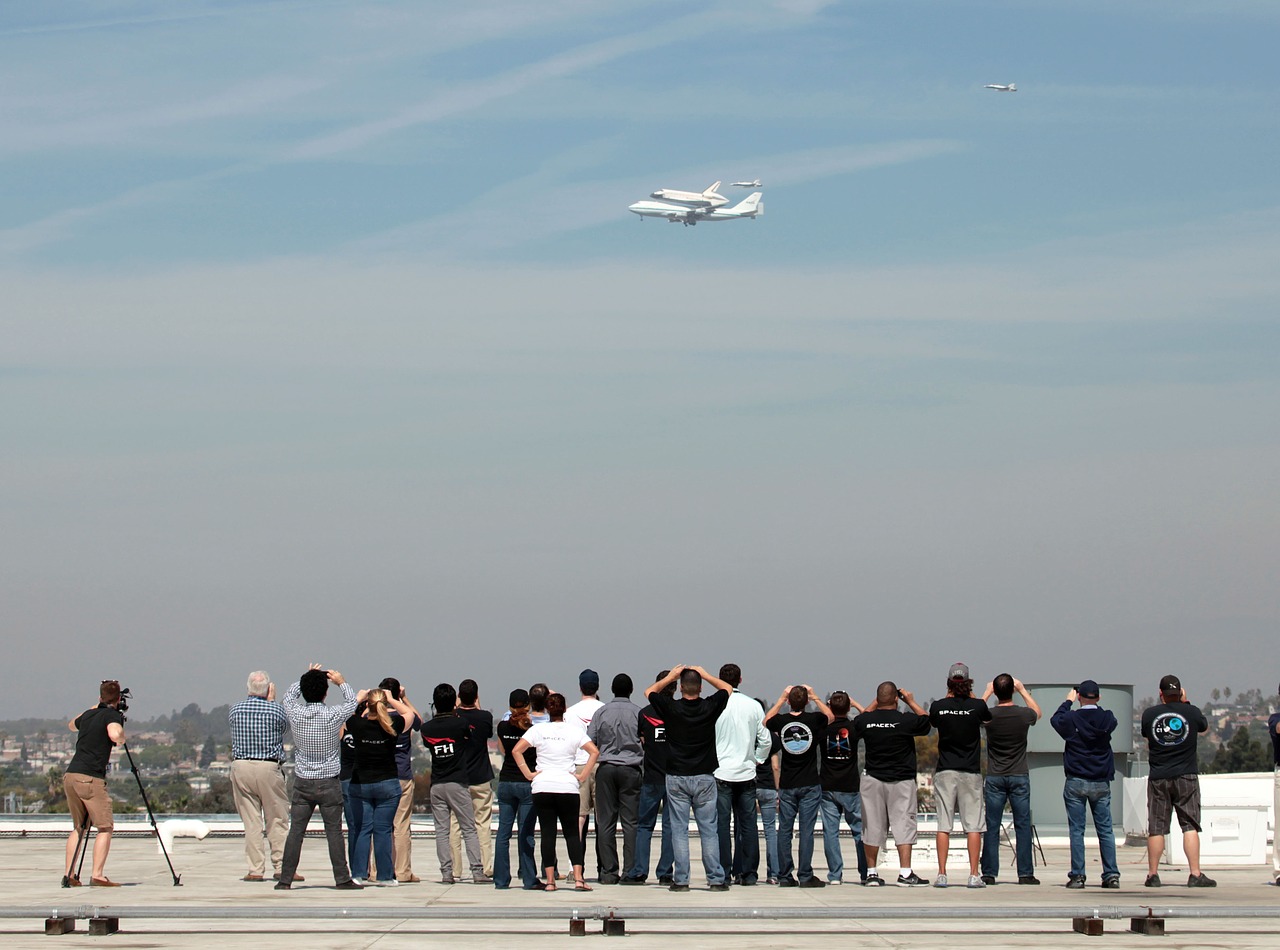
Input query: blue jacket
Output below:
<box><xmin>1050</xmin><ymin>701</ymin><xmax>1116</xmax><ymax>782</ymax></box>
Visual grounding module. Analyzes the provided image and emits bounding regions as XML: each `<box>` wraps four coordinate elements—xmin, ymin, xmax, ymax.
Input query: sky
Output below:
<box><xmin>2</xmin><ymin>1</ymin><xmax>1277</xmax><ymax>722</ymax></box>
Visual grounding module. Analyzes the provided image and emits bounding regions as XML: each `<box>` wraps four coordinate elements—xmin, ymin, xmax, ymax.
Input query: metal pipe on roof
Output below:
<box><xmin>10</xmin><ymin>904</ymin><xmax>1280</xmax><ymax>921</ymax></box>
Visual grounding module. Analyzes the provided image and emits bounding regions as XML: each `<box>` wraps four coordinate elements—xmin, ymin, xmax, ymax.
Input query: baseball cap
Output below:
<box><xmin>579</xmin><ymin>668</ymin><xmax>600</xmax><ymax>694</ymax></box>
<box><xmin>509</xmin><ymin>688</ymin><xmax>530</xmax><ymax>707</ymax></box>
<box><xmin>948</xmin><ymin>662</ymin><xmax>970</xmax><ymax>680</ymax></box>
<box><xmin>1077</xmin><ymin>679</ymin><xmax>1100</xmax><ymax>698</ymax></box>
<box><xmin>1159</xmin><ymin>674</ymin><xmax>1182</xmax><ymax>694</ymax></box>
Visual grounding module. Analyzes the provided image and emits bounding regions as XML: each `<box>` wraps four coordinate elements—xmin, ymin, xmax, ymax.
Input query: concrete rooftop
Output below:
<box><xmin>3</xmin><ymin>831</ymin><xmax>1279</xmax><ymax>949</ymax></box>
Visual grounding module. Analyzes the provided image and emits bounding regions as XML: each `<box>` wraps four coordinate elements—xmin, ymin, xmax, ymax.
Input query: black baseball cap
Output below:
<box><xmin>1077</xmin><ymin>679</ymin><xmax>1100</xmax><ymax>698</ymax></box>
<box><xmin>1159</xmin><ymin>674</ymin><xmax>1182</xmax><ymax>694</ymax></box>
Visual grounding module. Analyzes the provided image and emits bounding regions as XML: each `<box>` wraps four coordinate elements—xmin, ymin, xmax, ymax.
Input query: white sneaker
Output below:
<box><xmin>933</xmin><ymin>873</ymin><xmax>948</xmax><ymax>888</ymax></box>
<box><xmin>967</xmin><ymin>874</ymin><xmax>986</xmax><ymax>889</ymax></box>
<box><xmin>351</xmin><ymin>878</ymin><xmax>366</xmax><ymax>887</ymax></box>
<box><xmin>379</xmin><ymin>879</ymin><xmax>399</xmax><ymax>887</ymax></box>
<box><xmin>828</xmin><ymin>879</ymin><xmax>843</xmax><ymax>885</ymax></box>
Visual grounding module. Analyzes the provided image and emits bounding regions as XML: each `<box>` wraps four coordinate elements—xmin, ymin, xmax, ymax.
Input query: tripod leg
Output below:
<box><xmin>74</xmin><ymin>816</ymin><xmax>92</xmax><ymax>883</ymax></box>
<box><xmin>123</xmin><ymin>742</ymin><xmax>182</xmax><ymax>886</ymax></box>
<box><xmin>64</xmin><ymin>814</ymin><xmax>90</xmax><ymax>887</ymax></box>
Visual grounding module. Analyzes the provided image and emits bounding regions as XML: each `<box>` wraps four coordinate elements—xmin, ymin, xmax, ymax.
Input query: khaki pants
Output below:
<box><xmin>450</xmin><ymin>783</ymin><xmax>495</xmax><ymax>877</ymax></box>
<box><xmin>231</xmin><ymin>759</ymin><xmax>289</xmax><ymax>875</ymax></box>
<box><xmin>393</xmin><ymin>778</ymin><xmax>415</xmax><ymax>881</ymax></box>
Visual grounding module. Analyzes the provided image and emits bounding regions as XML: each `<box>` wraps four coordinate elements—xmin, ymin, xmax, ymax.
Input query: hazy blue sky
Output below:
<box><xmin>3</xmin><ymin>1</ymin><xmax>1277</xmax><ymax>721</ymax></box>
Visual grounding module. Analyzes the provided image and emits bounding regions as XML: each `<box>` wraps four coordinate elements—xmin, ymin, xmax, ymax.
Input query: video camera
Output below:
<box><xmin>118</xmin><ymin>687</ymin><xmax>132</xmax><ymax>720</ymax></box>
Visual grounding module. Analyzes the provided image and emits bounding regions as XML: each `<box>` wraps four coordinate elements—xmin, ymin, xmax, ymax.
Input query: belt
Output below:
<box><xmin>235</xmin><ymin>757</ymin><xmax>282</xmax><ymax>763</ymax></box>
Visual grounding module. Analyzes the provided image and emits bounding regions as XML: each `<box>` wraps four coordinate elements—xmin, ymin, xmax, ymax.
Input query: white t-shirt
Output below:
<box><xmin>565</xmin><ymin>697</ymin><xmax>604</xmax><ymax>766</ymax></box>
<box><xmin>523</xmin><ymin>721</ymin><xmax>590</xmax><ymax>795</ymax></box>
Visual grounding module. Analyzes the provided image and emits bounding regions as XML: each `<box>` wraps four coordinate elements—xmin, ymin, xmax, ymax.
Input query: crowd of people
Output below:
<box><xmin>59</xmin><ymin>665</ymin><xmax>1280</xmax><ymax>893</ymax></box>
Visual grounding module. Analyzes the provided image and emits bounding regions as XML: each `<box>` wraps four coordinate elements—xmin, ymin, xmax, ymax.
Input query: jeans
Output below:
<box><xmin>666</xmin><ymin>774</ymin><xmax>724</xmax><ymax>886</ymax></box>
<box><xmin>281</xmin><ymin>776</ymin><xmax>351</xmax><ymax>885</ymax></box>
<box><xmin>340</xmin><ymin>778</ymin><xmax>361</xmax><ymax>872</ymax></box>
<box><xmin>716</xmin><ymin>779</ymin><xmax>759</xmax><ymax>882</ymax></box>
<box><xmin>595</xmin><ymin>763</ymin><xmax>642</xmax><ymax>881</ymax></box>
<box><xmin>494</xmin><ymin>781</ymin><xmax>538</xmax><ymax>889</ymax></box>
<box><xmin>757</xmin><ymin>787</ymin><xmax>779</xmax><ymax>880</ymax></box>
<box><xmin>348</xmin><ymin>778</ymin><xmax>401</xmax><ymax>882</ymax></box>
<box><xmin>820</xmin><ymin>790</ymin><xmax>867</xmax><ymax>883</ymax></box>
<box><xmin>1063</xmin><ymin>777</ymin><xmax>1119</xmax><ymax>882</ymax></box>
<box><xmin>777</xmin><ymin>784</ymin><xmax>822</xmax><ymax>882</ymax></box>
<box><xmin>982</xmin><ymin>774</ymin><xmax>1033</xmax><ymax>879</ymax></box>
<box><xmin>628</xmin><ymin>780</ymin><xmax>674</xmax><ymax>881</ymax></box>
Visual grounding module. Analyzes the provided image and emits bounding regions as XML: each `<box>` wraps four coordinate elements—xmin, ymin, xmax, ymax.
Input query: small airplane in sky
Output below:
<box><xmin>731</xmin><ymin>179</ymin><xmax>762</xmax><ymax>188</ymax></box>
<box><xmin>628</xmin><ymin>192</ymin><xmax>763</xmax><ymax>226</ymax></box>
<box><xmin>647</xmin><ymin>181</ymin><xmax>727</xmax><ymax>208</ymax></box>
<box><xmin>984</xmin><ymin>83</ymin><xmax>1017</xmax><ymax>92</ymax></box>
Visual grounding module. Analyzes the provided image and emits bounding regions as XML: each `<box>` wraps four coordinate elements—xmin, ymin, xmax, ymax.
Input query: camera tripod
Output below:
<box><xmin>65</xmin><ymin>743</ymin><xmax>182</xmax><ymax>886</ymax></box>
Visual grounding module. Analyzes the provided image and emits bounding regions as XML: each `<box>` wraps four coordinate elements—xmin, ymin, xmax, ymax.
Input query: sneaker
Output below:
<box><xmin>933</xmin><ymin>873</ymin><xmax>949</xmax><ymax>888</ymax></box>
<box><xmin>439</xmin><ymin>877</ymin><xmax>456</xmax><ymax>885</ymax></box>
<box><xmin>777</xmin><ymin>876</ymin><xmax>799</xmax><ymax>887</ymax></box>
<box><xmin>658</xmin><ymin>876</ymin><xmax>675</xmax><ymax>886</ymax></box>
<box><xmin>334</xmin><ymin>879</ymin><xmax>363</xmax><ymax>890</ymax></box>
<box><xmin>379</xmin><ymin>879</ymin><xmax>399</xmax><ymax>887</ymax></box>
<box><xmin>1016</xmin><ymin>876</ymin><xmax>1039</xmax><ymax>885</ymax></box>
<box><xmin>598</xmin><ymin>875</ymin><xmax>620</xmax><ymax>886</ymax></box>
<box><xmin>897</xmin><ymin>872</ymin><xmax>929</xmax><ymax>887</ymax></box>
<box><xmin>618</xmin><ymin>876</ymin><xmax>646</xmax><ymax>886</ymax></box>
<box><xmin>1066</xmin><ymin>876</ymin><xmax>1085</xmax><ymax>889</ymax></box>
<box><xmin>273</xmin><ymin>881</ymin><xmax>291</xmax><ymax>890</ymax></box>
<box><xmin>862</xmin><ymin>874</ymin><xmax>886</xmax><ymax>886</ymax></box>
<box><xmin>827</xmin><ymin>879</ymin><xmax>843</xmax><ymax>885</ymax></box>
<box><xmin>708</xmin><ymin>883</ymin><xmax>730</xmax><ymax>892</ymax></box>
<box><xmin>1144</xmin><ymin>873</ymin><xmax>1161</xmax><ymax>888</ymax></box>
<box><xmin>967</xmin><ymin>875</ymin><xmax>986</xmax><ymax>889</ymax></box>
<box><xmin>668</xmin><ymin>883</ymin><xmax>690</xmax><ymax>892</ymax></box>
<box><xmin>1101</xmin><ymin>877</ymin><xmax>1120</xmax><ymax>889</ymax></box>
<box><xmin>739</xmin><ymin>876</ymin><xmax>758</xmax><ymax>886</ymax></box>
<box><xmin>982</xmin><ymin>875</ymin><xmax>997</xmax><ymax>885</ymax></box>
<box><xmin>799</xmin><ymin>877</ymin><xmax>826</xmax><ymax>888</ymax></box>
<box><xmin>1187</xmin><ymin>873</ymin><xmax>1217</xmax><ymax>888</ymax></box>
<box><xmin>472</xmin><ymin>875</ymin><xmax>494</xmax><ymax>885</ymax></box>
<box><xmin>351</xmin><ymin>878</ymin><xmax>366</xmax><ymax>887</ymax></box>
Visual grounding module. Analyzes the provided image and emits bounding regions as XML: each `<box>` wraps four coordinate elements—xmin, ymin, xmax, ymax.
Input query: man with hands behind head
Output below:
<box><xmin>644</xmin><ymin>665</ymin><xmax>733</xmax><ymax>891</ymax></box>
<box><xmin>766</xmin><ymin>684</ymin><xmax>835</xmax><ymax>888</ymax></box>
<box><xmin>277</xmin><ymin>664</ymin><xmax>360</xmax><ymax>889</ymax></box>
<box><xmin>852</xmin><ymin>682</ymin><xmax>932</xmax><ymax>887</ymax></box>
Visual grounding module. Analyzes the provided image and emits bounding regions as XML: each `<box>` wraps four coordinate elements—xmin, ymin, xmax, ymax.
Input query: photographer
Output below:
<box><xmin>277</xmin><ymin>664</ymin><xmax>360</xmax><ymax>889</ymax></box>
<box><xmin>62</xmin><ymin>680</ymin><xmax>127</xmax><ymax>887</ymax></box>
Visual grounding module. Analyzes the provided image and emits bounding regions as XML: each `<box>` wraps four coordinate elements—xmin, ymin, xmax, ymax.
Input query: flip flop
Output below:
<box><xmin>574</xmin><ymin>881</ymin><xmax>593</xmax><ymax>891</ymax></box>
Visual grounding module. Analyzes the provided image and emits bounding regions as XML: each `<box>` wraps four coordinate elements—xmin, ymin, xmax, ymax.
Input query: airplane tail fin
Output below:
<box><xmin>729</xmin><ymin>192</ymin><xmax>762</xmax><ymax>216</ymax></box>
<box><xmin>704</xmin><ymin>181</ymin><xmax>723</xmax><ymax>197</ymax></box>
<box><xmin>1008</xmin><ymin>83</ymin><xmax>1016</xmax><ymax>92</ymax></box>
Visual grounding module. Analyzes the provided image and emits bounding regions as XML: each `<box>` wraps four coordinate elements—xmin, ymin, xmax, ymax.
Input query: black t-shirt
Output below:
<box><xmin>1142</xmin><ymin>702</ymin><xmax>1208</xmax><ymax>779</ymax></box>
<box><xmin>767</xmin><ymin>711</ymin><xmax>827</xmax><ymax>789</ymax></box>
<box><xmin>67</xmin><ymin>705</ymin><xmax>125</xmax><ymax>779</ymax></box>
<box><xmin>821</xmin><ymin>717</ymin><xmax>859</xmax><ymax>793</ymax></box>
<box><xmin>340</xmin><ymin>730</ymin><xmax>356</xmax><ymax>782</ymax></box>
<box><xmin>647</xmin><ymin>689</ymin><xmax>730</xmax><ymax>776</ymax></box>
<box><xmin>929</xmin><ymin>696</ymin><xmax>992</xmax><ymax>773</ymax></box>
<box><xmin>496</xmin><ymin>719</ymin><xmax>536</xmax><ymax>783</ymax></box>
<box><xmin>458</xmin><ymin>708</ymin><xmax>494</xmax><ymax>785</ymax></box>
<box><xmin>639</xmin><ymin>704</ymin><xmax>671</xmax><ymax>786</ymax></box>
<box><xmin>1270</xmin><ymin>712</ymin><xmax>1280</xmax><ymax>768</ymax></box>
<box><xmin>346</xmin><ymin>713</ymin><xmax>405</xmax><ymax>784</ymax></box>
<box><xmin>756</xmin><ymin>730</ymin><xmax>782</xmax><ymax>789</ymax></box>
<box><xmin>983</xmin><ymin>705</ymin><xmax>1038</xmax><ymax>776</ymax></box>
<box><xmin>852</xmin><ymin>709</ymin><xmax>931</xmax><ymax>783</ymax></box>
<box><xmin>420</xmin><ymin>714</ymin><xmax>472</xmax><ymax>785</ymax></box>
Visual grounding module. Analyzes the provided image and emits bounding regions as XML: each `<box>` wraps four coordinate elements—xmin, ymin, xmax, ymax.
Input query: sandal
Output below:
<box><xmin>574</xmin><ymin>880</ymin><xmax>593</xmax><ymax>891</ymax></box>
<box><xmin>544</xmin><ymin>883</ymin><xmax>557</xmax><ymax>891</ymax></box>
